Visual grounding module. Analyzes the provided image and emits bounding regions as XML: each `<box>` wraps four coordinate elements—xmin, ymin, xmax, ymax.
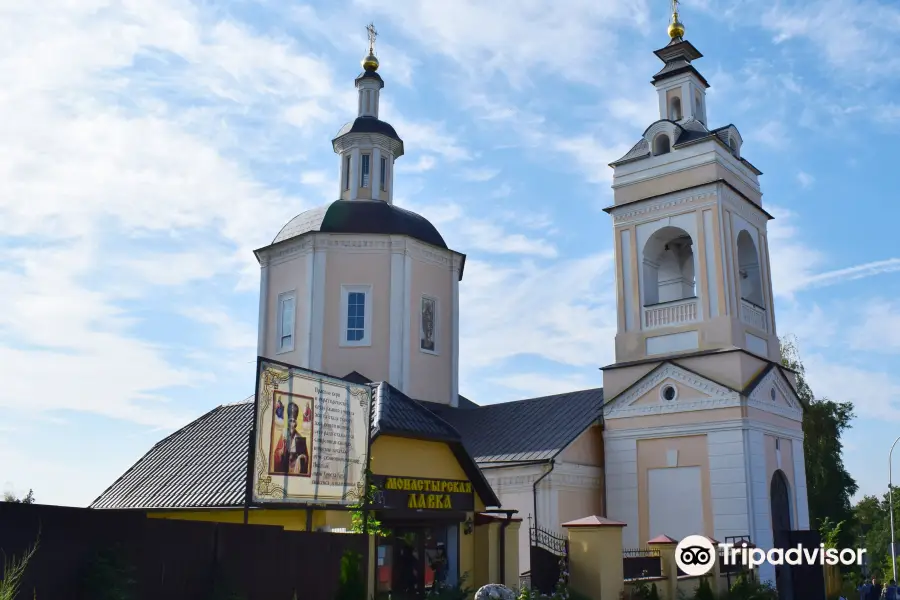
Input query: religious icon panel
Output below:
<box><xmin>251</xmin><ymin>359</ymin><xmax>372</xmax><ymax>506</ymax></box>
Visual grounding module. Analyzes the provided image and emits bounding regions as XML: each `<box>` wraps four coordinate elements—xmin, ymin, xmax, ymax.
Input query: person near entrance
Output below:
<box><xmin>428</xmin><ymin>543</ymin><xmax>448</xmax><ymax>587</ymax></box>
<box><xmin>882</xmin><ymin>580</ymin><xmax>898</xmax><ymax>600</ymax></box>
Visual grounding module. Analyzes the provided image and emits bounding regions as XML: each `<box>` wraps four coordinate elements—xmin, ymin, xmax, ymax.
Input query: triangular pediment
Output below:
<box><xmin>603</xmin><ymin>363</ymin><xmax>741</xmax><ymax>420</ymax></box>
<box><xmin>746</xmin><ymin>367</ymin><xmax>803</xmax><ymax>420</ymax></box>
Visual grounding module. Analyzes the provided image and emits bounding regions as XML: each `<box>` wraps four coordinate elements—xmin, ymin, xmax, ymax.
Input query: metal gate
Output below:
<box><xmin>785</xmin><ymin>529</ymin><xmax>826</xmax><ymax>600</ymax></box>
<box><xmin>529</xmin><ymin>526</ymin><xmax>568</xmax><ymax>595</ymax></box>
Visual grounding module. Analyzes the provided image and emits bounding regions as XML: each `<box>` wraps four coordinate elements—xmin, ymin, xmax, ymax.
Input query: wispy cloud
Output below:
<box><xmin>460</xmin><ymin>167</ymin><xmax>500</xmax><ymax>182</ymax></box>
<box><xmin>796</xmin><ymin>171</ymin><xmax>814</xmax><ymax>188</ymax></box>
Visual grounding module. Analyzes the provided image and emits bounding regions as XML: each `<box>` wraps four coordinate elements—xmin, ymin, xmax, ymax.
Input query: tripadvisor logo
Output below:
<box><xmin>675</xmin><ymin>534</ymin><xmax>867</xmax><ymax>576</ymax></box>
<box><xmin>676</xmin><ymin>536</ymin><xmax>717</xmax><ymax>576</ymax></box>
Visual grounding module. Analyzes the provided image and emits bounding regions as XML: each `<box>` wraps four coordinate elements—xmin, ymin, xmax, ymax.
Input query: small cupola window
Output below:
<box><xmin>653</xmin><ymin>134</ymin><xmax>671</xmax><ymax>155</ymax></box>
<box><xmin>669</xmin><ymin>96</ymin><xmax>682</xmax><ymax>121</ymax></box>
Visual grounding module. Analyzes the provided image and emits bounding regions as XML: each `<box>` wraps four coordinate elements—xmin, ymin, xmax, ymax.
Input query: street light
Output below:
<box><xmin>890</xmin><ymin>435</ymin><xmax>900</xmax><ymax>582</ymax></box>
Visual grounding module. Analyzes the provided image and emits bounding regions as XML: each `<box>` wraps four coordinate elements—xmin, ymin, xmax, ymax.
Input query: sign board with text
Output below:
<box><xmin>371</xmin><ymin>475</ymin><xmax>475</xmax><ymax>512</ymax></box>
<box><xmin>250</xmin><ymin>359</ymin><xmax>372</xmax><ymax>506</ymax></box>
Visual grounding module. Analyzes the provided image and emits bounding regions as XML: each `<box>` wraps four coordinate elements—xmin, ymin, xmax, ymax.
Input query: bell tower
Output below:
<box><xmin>605</xmin><ymin>3</ymin><xmax>777</xmax><ymax>376</ymax></box>
<box><xmin>600</xmin><ymin>8</ymin><xmax>810</xmax><ymax>589</ymax></box>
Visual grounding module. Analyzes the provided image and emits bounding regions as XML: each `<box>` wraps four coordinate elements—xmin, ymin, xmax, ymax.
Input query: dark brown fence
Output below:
<box><xmin>0</xmin><ymin>502</ymin><xmax>367</xmax><ymax>600</ymax></box>
<box><xmin>622</xmin><ymin>547</ymin><xmax>662</xmax><ymax>580</ymax></box>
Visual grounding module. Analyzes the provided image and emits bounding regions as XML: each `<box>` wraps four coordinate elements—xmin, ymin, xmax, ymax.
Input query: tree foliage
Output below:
<box><xmin>2</xmin><ymin>489</ymin><xmax>35</xmax><ymax>504</ymax></box>
<box><xmin>780</xmin><ymin>336</ymin><xmax>858</xmax><ymax>537</ymax></box>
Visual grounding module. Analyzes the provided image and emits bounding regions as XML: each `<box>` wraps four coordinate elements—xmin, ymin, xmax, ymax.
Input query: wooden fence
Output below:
<box><xmin>0</xmin><ymin>502</ymin><xmax>367</xmax><ymax>600</ymax></box>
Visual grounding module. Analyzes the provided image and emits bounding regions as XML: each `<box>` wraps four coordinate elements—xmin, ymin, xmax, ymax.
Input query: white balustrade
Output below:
<box><xmin>643</xmin><ymin>297</ymin><xmax>698</xmax><ymax>330</ymax></box>
<box><xmin>740</xmin><ymin>299</ymin><xmax>768</xmax><ymax>332</ymax></box>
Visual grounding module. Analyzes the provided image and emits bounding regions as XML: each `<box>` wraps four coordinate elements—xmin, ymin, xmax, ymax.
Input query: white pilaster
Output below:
<box><xmin>401</xmin><ymin>251</ymin><xmax>412</xmax><ymax>393</ymax></box>
<box><xmin>350</xmin><ymin>148</ymin><xmax>360</xmax><ymax>200</ymax></box>
<box><xmin>257</xmin><ymin>263</ymin><xmax>268</xmax><ymax>357</ymax></box>
<box><xmin>303</xmin><ymin>250</ymin><xmax>315</xmax><ymax>367</ymax></box>
<box><xmin>620</xmin><ymin>229</ymin><xmax>635</xmax><ymax>331</ymax></box>
<box><xmin>792</xmin><ymin>438</ymin><xmax>810</xmax><ymax>530</ymax></box>
<box><xmin>748</xmin><ymin>429</ymin><xmax>775</xmax><ymax>585</ymax></box>
<box><xmin>308</xmin><ymin>246</ymin><xmax>326</xmax><ymax>372</ymax></box>
<box><xmin>604</xmin><ymin>435</ymin><xmax>640</xmax><ymax>548</ymax></box>
<box><xmin>702</xmin><ymin>209</ymin><xmax>719</xmax><ymax>317</ymax></box>
<box><xmin>708</xmin><ymin>429</ymin><xmax>750</xmax><ymax>541</ymax></box>
<box><xmin>450</xmin><ymin>260</ymin><xmax>460</xmax><ymax>407</ymax></box>
<box><xmin>389</xmin><ymin>240</ymin><xmax>406</xmax><ymax>388</ymax></box>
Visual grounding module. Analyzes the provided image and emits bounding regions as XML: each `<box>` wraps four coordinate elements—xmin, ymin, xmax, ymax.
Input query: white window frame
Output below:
<box><xmin>360</xmin><ymin>153</ymin><xmax>371</xmax><ymax>188</ymax></box>
<box><xmin>276</xmin><ymin>291</ymin><xmax>296</xmax><ymax>354</ymax></box>
<box><xmin>419</xmin><ymin>295</ymin><xmax>439</xmax><ymax>355</ymax></box>
<box><xmin>340</xmin><ymin>284</ymin><xmax>372</xmax><ymax>347</ymax></box>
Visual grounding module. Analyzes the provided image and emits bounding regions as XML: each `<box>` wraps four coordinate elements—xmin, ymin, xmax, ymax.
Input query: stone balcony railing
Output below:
<box><xmin>740</xmin><ymin>298</ymin><xmax>767</xmax><ymax>332</ymax></box>
<box><xmin>643</xmin><ymin>297</ymin><xmax>699</xmax><ymax>330</ymax></box>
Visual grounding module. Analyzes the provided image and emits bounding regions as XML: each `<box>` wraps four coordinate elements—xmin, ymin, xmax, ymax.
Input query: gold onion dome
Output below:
<box><xmin>362</xmin><ymin>52</ymin><xmax>379</xmax><ymax>71</ymax></box>
<box><xmin>668</xmin><ymin>14</ymin><xmax>685</xmax><ymax>39</ymax></box>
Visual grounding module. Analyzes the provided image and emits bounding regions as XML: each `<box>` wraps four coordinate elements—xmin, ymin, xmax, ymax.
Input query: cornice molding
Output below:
<box><xmin>612</xmin><ymin>188</ymin><xmax>718</xmax><ymax>226</ymax></box>
<box><xmin>603</xmin><ymin>418</ymin><xmax>804</xmax><ymax>442</ymax></box>
<box><xmin>720</xmin><ymin>184</ymin><xmax>767</xmax><ymax>230</ymax></box>
<box><xmin>262</xmin><ymin>233</ymin><xmax>458</xmax><ymax>272</ymax></box>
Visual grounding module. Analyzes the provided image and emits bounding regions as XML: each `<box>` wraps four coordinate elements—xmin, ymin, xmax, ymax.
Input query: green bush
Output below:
<box><xmin>693</xmin><ymin>577</ymin><xmax>715</xmax><ymax>600</ymax></box>
<box><xmin>335</xmin><ymin>550</ymin><xmax>366</xmax><ymax>600</ymax></box>
<box><xmin>648</xmin><ymin>582</ymin><xmax>660</xmax><ymax>600</ymax></box>
<box><xmin>79</xmin><ymin>544</ymin><xmax>138</xmax><ymax>600</ymax></box>
<box><xmin>0</xmin><ymin>534</ymin><xmax>39</xmax><ymax>600</ymax></box>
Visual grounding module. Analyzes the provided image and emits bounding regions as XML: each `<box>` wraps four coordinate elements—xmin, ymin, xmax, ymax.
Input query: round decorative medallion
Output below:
<box><xmin>661</xmin><ymin>384</ymin><xmax>678</xmax><ymax>402</ymax></box>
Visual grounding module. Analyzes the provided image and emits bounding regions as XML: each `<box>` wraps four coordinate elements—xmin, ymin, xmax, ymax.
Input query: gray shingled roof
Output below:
<box><xmin>425</xmin><ymin>388</ymin><xmax>605</xmax><ymax>465</ymax></box>
<box><xmin>91</xmin><ymin>401</ymin><xmax>254</xmax><ymax>509</ymax></box>
<box><xmin>611</xmin><ymin>118</ymin><xmax>715</xmax><ymax>166</ymax></box>
<box><xmin>91</xmin><ymin>380</ymin><xmax>494</xmax><ymax>510</ymax></box>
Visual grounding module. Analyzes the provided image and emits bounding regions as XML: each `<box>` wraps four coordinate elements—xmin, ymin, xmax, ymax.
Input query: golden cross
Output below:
<box><xmin>366</xmin><ymin>22</ymin><xmax>378</xmax><ymax>53</ymax></box>
<box><xmin>672</xmin><ymin>0</ymin><xmax>679</xmax><ymax>14</ymax></box>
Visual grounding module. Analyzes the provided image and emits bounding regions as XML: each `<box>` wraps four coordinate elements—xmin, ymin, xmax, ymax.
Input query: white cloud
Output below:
<box><xmin>746</xmin><ymin>119</ymin><xmax>788</xmax><ymax>150</ymax></box>
<box><xmin>460</xmin><ymin>253</ymin><xmax>617</xmax><ymax>372</ymax></box>
<box><xmin>396</xmin><ymin>155</ymin><xmax>437</xmax><ymax>174</ymax></box>
<box><xmin>361</xmin><ymin>0</ymin><xmax>651</xmax><ymax>85</ymax></box>
<box><xmin>487</xmin><ymin>372</ymin><xmax>602</xmax><ymax>399</ymax></box>
<box><xmin>796</xmin><ymin>171</ymin><xmax>814</xmax><ymax>188</ymax></box>
<box><xmin>460</xmin><ymin>167</ymin><xmax>500</xmax><ymax>182</ymax></box>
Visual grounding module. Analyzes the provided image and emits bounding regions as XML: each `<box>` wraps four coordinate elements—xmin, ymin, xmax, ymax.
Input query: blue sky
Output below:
<box><xmin>1</xmin><ymin>0</ymin><xmax>899</xmax><ymax>508</ymax></box>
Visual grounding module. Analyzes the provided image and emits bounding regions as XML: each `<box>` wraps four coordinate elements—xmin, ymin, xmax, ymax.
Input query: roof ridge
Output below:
<box><xmin>472</xmin><ymin>387</ymin><xmax>604</xmax><ymax>409</ymax></box>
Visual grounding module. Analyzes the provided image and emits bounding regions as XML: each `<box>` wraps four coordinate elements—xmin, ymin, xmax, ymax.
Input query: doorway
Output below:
<box><xmin>375</xmin><ymin>525</ymin><xmax>458</xmax><ymax>599</ymax></box>
<box><xmin>770</xmin><ymin>470</ymin><xmax>794</xmax><ymax>600</ymax></box>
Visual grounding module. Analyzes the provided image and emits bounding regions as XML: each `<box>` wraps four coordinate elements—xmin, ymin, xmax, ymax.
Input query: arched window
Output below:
<box><xmin>736</xmin><ymin>231</ymin><xmax>764</xmax><ymax>307</ymax></box>
<box><xmin>641</xmin><ymin>227</ymin><xmax>696</xmax><ymax>306</ymax></box>
<box><xmin>669</xmin><ymin>96</ymin><xmax>682</xmax><ymax>121</ymax></box>
<box><xmin>653</xmin><ymin>133</ymin><xmax>671</xmax><ymax>156</ymax></box>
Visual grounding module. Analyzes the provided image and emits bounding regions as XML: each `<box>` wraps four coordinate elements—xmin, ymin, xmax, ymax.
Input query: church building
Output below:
<box><xmin>92</xmin><ymin>10</ymin><xmax>810</xmax><ymax>596</ymax></box>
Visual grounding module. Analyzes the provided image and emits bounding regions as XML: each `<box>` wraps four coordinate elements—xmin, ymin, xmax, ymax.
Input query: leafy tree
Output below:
<box><xmin>2</xmin><ymin>489</ymin><xmax>35</xmax><ymax>504</ymax></box>
<box><xmin>781</xmin><ymin>336</ymin><xmax>858</xmax><ymax>540</ymax></box>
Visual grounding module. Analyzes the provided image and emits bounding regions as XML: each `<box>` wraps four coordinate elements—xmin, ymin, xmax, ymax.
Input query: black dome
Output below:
<box><xmin>334</xmin><ymin>116</ymin><xmax>402</xmax><ymax>143</ymax></box>
<box><xmin>272</xmin><ymin>200</ymin><xmax>447</xmax><ymax>249</ymax></box>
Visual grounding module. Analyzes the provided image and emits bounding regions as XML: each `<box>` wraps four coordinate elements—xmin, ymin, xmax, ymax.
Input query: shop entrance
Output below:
<box><xmin>375</xmin><ymin>524</ymin><xmax>459</xmax><ymax>599</ymax></box>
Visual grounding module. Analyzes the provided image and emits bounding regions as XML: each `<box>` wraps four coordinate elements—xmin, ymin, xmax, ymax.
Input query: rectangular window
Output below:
<box><xmin>420</xmin><ymin>296</ymin><xmax>438</xmax><ymax>354</ymax></box>
<box><xmin>344</xmin><ymin>155</ymin><xmax>351</xmax><ymax>190</ymax></box>
<box><xmin>341</xmin><ymin>285</ymin><xmax>372</xmax><ymax>346</ymax></box>
<box><xmin>277</xmin><ymin>292</ymin><xmax>296</xmax><ymax>353</ymax></box>
<box><xmin>380</xmin><ymin>156</ymin><xmax>388</xmax><ymax>191</ymax></box>
<box><xmin>360</xmin><ymin>154</ymin><xmax>371</xmax><ymax>188</ymax></box>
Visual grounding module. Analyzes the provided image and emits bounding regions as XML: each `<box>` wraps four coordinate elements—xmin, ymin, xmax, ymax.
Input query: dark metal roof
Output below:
<box><xmin>371</xmin><ymin>382</ymin><xmax>460</xmax><ymax>441</ymax></box>
<box><xmin>268</xmin><ymin>200</ymin><xmax>449</xmax><ymax>250</ymax></box>
<box><xmin>90</xmin><ymin>401</ymin><xmax>254</xmax><ymax>510</ymax></box>
<box><xmin>355</xmin><ymin>70</ymin><xmax>384</xmax><ymax>87</ymax></box>
<box><xmin>90</xmin><ymin>378</ymin><xmax>500</xmax><ymax>509</ymax></box>
<box><xmin>334</xmin><ymin>116</ymin><xmax>401</xmax><ymax>144</ymax></box>
<box><xmin>425</xmin><ymin>388</ymin><xmax>605</xmax><ymax>464</ymax></box>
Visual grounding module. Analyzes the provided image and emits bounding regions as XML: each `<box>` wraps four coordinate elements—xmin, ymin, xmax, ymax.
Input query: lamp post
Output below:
<box><xmin>890</xmin><ymin>435</ymin><xmax>900</xmax><ymax>582</ymax></box>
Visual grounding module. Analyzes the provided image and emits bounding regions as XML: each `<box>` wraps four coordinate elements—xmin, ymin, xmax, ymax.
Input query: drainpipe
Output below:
<box><xmin>532</xmin><ymin>460</ymin><xmax>555</xmax><ymax>532</ymax></box>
